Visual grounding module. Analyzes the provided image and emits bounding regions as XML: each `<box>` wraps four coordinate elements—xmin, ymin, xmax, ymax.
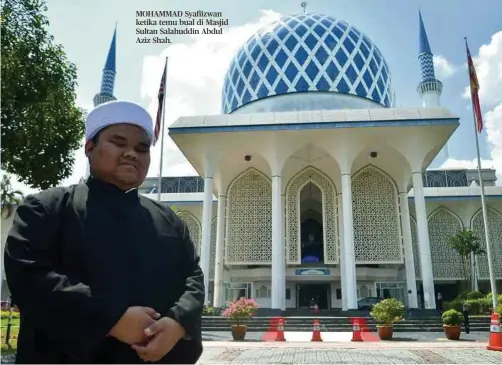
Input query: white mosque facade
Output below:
<box><xmin>2</xmin><ymin>12</ymin><xmax>502</xmax><ymax>311</ymax></box>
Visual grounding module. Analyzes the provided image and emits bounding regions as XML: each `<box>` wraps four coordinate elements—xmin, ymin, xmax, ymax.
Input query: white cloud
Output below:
<box><xmin>462</xmin><ymin>31</ymin><xmax>502</xmax><ymax>107</ymax></box>
<box><xmin>440</xmin><ymin>158</ymin><xmax>496</xmax><ymax>170</ymax></box>
<box><xmin>452</xmin><ymin>31</ymin><xmax>502</xmax><ymax>185</ymax></box>
<box><xmin>433</xmin><ymin>55</ymin><xmax>458</xmax><ymax>79</ymax></box>
<box><xmin>140</xmin><ymin>10</ymin><xmax>282</xmax><ymax>178</ymax></box>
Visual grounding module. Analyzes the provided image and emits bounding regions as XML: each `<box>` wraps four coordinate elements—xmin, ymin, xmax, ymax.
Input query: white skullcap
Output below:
<box><xmin>85</xmin><ymin>100</ymin><xmax>154</xmax><ymax>145</ymax></box>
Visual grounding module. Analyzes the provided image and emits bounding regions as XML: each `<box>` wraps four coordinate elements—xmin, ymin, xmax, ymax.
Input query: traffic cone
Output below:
<box><xmin>351</xmin><ymin>318</ymin><xmax>363</xmax><ymax>342</ymax></box>
<box><xmin>275</xmin><ymin>317</ymin><xmax>286</xmax><ymax>341</ymax></box>
<box><xmin>311</xmin><ymin>318</ymin><xmax>323</xmax><ymax>342</ymax></box>
<box><xmin>487</xmin><ymin>312</ymin><xmax>502</xmax><ymax>352</ymax></box>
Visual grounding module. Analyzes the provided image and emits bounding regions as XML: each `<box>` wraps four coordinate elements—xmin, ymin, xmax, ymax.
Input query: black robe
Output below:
<box><xmin>4</xmin><ymin>178</ymin><xmax>205</xmax><ymax>364</ymax></box>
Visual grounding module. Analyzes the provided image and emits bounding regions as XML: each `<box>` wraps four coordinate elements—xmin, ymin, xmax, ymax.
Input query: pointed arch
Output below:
<box><xmin>178</xmin><ymin>211</ymin><xmax>202</xmax><ymax>255</ymax></box>
<box><xmin>409</xmin><ymin>216</ymin><xmax>421</xmax><ymax>279</ymax></box>
<box><xmin>209</xmin><ymin>217</ymin><xmax>218</xmax><ymax>279</ymax></box>
<box><xmin>285</xmin><ymin>166</ymin><xmax>338</xmax><ymax>264</ymax></box>
<box><xmin>427</xmin><ymin>207</ymin><xmax>464</xmax><ymax>280</ymax></box>
<box><xmin>225</xmin><ymin>168</ymin><xmax>272</xmax><ymax>264</ymax></box>
<box><xmin>351</xmin><ymin>165</ymin><xmax>402</xmax><ymax>263</ymax></box>
<box><xmin>470</xmin><ymin>207</ymin><xmax>502</xmax><ymax>279</ymax></box>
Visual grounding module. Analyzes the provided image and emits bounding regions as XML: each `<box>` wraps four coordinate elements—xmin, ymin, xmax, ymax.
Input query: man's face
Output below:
<box><xmin>86</xmin><ymin>123</ymin><xmax>151</xmax><ymax>190</ymax></box>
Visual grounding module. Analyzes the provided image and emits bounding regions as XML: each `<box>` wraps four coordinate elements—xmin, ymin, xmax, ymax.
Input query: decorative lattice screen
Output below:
<box><xmin>178</xmin><ymin>211</ymin><xmax>202</xmax><ymax>255</ymax></box>
<box><xmin>285</xmin><ymin>167</ymin><xmax>338</xmax><ymax>264</ymax></box>
<box><xmin>410</xmin><ymin>217</ymin><xmax>422</xmax><ymax>279</ymax></box>
<box><xmin>225</xmin><ymin>169</ymin><xmax>272</xmax><ymax>264</ymax></box>
<box><xmin>352</xmin><ymin>166</ymin><xmax>402</xmax><ymax>263</ymax></box>
<box><xmin>471</xmin><ymin>208</ymin><xmax>502</xmax><ymax>279</ymax></box>
<box><xmin>428</xmin><ymin>208</ymin><xmax>464</xmax><ymax>280</ymax></box>
<box><xmin>210</xmin><ymin>217</ymin><xmax>217</xmax><ymax>278</ymax></box>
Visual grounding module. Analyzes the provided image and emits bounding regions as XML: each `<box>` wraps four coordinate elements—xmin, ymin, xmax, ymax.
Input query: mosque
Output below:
<box><xmin>2</xmin><ymin>10</ymin><xmax>502</xmax><ymax>311</ymax></box>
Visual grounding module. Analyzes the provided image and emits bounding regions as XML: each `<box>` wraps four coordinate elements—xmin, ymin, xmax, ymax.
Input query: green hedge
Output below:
<box><xmin>443</xmin><ymin>291</ymin><xmax>502</xmax><ymax>315</ymax></box>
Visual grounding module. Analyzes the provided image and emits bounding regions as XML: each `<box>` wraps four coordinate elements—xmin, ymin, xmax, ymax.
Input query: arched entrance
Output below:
<box><xmin>300</xmin><ymin>182</ymin><xmax>324</xmax><ymax>263</ymax></box>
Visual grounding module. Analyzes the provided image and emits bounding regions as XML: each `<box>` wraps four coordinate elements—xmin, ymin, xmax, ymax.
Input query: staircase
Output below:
<box><xmin>202</xmin><ymin>316</ymin><xmax>492</xmax><ymax>332</ymax></box>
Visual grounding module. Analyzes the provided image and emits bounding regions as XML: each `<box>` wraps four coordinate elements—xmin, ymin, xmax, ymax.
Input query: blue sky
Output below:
<box><xmin>14</xmin><ymin>0</ymin><xmax>501</xmax><ymax>191</ymax></box>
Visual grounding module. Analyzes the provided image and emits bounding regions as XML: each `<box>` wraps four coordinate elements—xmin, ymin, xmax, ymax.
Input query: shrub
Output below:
<box><xmin>444</xmin><ymin>299</ymin><xmax>463</xmax><ymax>312</ymax></box>
<box><xmin>494</xmin><ymin>305</ymin><xmax>502</xmax><ymax>316</ymax></box>
<box><xmin>221</xmin><ymin>297</ymin><xmax>259</xmax><ymax>325</ymax></box>
<box><xmin>464</xmin><ymin>298</ymin><xmax>491</xmax><ymax>315</ymax></box>
<box><xmin>466</xmin><ymin>290</ymin><xmax>484</xmax><ymax>300</ymax></box>
<box><xmin>370</xmin><ymin>298</ymin><xmax>404</xmax><ymax>325</ymax></box>
<box><xmin>442</xmin><ymin>309</ymin><xmax>462</xmax><ymax>326</ymax></box>
<box><xmin>202</xmin><ymin>305</ymin><xmax>216</xmax><ymax>316</ymax></box>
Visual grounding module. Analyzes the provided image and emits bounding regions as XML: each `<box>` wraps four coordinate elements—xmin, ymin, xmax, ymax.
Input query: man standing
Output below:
<box><xmin>4</xmin><ymin>100</ymin><xmax>205</xmax><ymax>363</ymax></box>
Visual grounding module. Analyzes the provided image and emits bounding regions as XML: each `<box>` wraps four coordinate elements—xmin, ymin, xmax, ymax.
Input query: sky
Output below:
<box><xmin>8</xmin><ymin>0</ymin><xmax>502</xmax><ymax>193</ymax></box>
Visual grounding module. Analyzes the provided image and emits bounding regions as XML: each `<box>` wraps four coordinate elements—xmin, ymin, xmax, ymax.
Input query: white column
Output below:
<box><xmin>200</xmin><ymin>176</ymin><xmax>214</xmax><ymax>304</ymax></box>
<box><xmin>399</xmin><ymin>191</ymin><xmax>418</xmax><ymax>309</ymax></box>
<box><xmin>213</xmin><ymin>195</ymin><xmax>226</xmax><ymax>307</ymax></box>
<box><xmin>281</xmin><ymin>193</ymin><xmax>286</xmax><ymax>311</ymax></box>
<box><xmin>337</xmin><ymin>192</ymin><xmax>348</xmax><ymax>311</ymax></box>
<box><xmin>341</xmin><ymin>173</ymin><xmax>358</xmax><ymax>309</ymax></box>
<box><xmin>271</xmin><ymin>175</ymin><xmax>285</xmax><ymax>310</ymax></box>
<box><xmin>411</xmin><ymin>171</ymin><xmax>436</xmax><ymax>309</ymax></box>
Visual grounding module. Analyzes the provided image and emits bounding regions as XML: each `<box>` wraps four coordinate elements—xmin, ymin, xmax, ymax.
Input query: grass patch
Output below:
<box><xmin>1</xmin><ymin>319</ymin><xmax>19</xmax><ymax>353</ymax></box>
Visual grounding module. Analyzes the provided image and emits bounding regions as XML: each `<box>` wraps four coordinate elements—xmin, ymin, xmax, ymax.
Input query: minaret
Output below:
<box><xmin>417</xmin><ymin>11</ymin><xmax>442</xmax><ymax>108</ymax></box>
<box><xmin>417</xmin><ymin>11</ymin><xmax>449</xmax><ymax>160</ymax></box>
<box><xmin>93</xmin><ymin>26</ymin><xmax>117</xmax><ymax>106</ymax></box>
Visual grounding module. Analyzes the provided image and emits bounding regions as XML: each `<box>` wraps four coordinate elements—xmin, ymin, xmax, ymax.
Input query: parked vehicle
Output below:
<box><xmin>357</xmin><ymin>297</ymin><xmax>384</xmax><ymax>310</ymax></box>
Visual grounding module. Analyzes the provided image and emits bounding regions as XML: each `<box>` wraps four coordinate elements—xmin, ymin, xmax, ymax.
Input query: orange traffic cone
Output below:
<box><xmin>351</xmin><ymin>318</ymin><xmax>363</xmax><ymax>342</ymax></box>
<box><xmin>275</xmin><ymin>317</ymin><xmax>286</xmax><ymax>341</ymax></box>
<box><xmin>311</xmin><ymin>319</ymin><xmax>323</xmax><ymax>342</ymax></box>
<box><xmin>487</xmin><ymin>312</ymin><xmax>502</xmax><ymax>352</ymax></box>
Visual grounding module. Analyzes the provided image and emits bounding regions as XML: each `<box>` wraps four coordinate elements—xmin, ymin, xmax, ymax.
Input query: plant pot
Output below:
<box><xmin>443</xmin><ymin>325</ymin><xmax>461</xmax><ymax>340</ymax></box>
<box><xmin>231</xmin><ymin>324</ymin><xmax>247</xmax><ymax>341</ymax></box>
<box><xmin>377</xmin><ymin>325</ymin><xmax>393</xmax><ymax>340</ymax></box>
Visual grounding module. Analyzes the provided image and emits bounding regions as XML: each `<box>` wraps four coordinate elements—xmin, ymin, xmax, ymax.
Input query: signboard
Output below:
<box><xmin>295</xmin><ymin>268</ymin><xmax>330</xmax><ymax>276</ymax></box>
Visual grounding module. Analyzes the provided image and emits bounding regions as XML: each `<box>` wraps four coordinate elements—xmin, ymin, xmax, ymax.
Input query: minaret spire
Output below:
<box><xmin>93</xmin><ymin>25</ymin><xmax>117</xmax><ymax>106</ymax></box>
<box><xmin>417</xmin><ymin>11</ymin><xmax>442</xmax><ymax>108</ymax></box>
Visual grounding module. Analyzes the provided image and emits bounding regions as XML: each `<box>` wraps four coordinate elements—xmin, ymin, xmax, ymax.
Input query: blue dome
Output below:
<box><xmin>222</xmin><ymin>13</ymin><xmax>393</xmax><ymax>114</ymax></box>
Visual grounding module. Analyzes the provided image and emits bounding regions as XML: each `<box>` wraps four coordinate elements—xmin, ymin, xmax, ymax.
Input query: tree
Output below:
<box><xmin>1</xmin><ymin>0</ymin><xmax>85</xmax><ymax>190</ymax></box>
<box><xmin>1</xmin><ymin>174</ymin><xmax>24</xmax><ymax>219</ymax></box>
<box><xmin>447</xmin><ymin>229</ymin><xmax>484</xmax><ymax>291</ymax></box>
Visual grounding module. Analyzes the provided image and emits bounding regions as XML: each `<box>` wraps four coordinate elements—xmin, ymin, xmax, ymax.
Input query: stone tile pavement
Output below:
<box><xmin>198</xmin><ymin>344</ymin><xmax>502</xmax><ymax>364</ymax></box>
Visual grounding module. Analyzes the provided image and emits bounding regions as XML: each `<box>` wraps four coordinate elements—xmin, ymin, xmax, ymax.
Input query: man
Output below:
<box><xmin>4</xmin><ymin>100</ymin><xmax>205</xmax><ymax>363</ymax></box>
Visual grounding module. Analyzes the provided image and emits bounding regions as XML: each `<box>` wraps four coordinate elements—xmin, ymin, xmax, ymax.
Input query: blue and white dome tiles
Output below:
<box><xmin>222</xmin><ymin>13</ymin><xmax>393</xmax><ymax>114</ymax></box>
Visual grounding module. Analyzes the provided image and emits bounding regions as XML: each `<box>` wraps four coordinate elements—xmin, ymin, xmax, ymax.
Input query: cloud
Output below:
<box><xmin>433</xmin><ymin>55</ymin><xmax>458</xmax><ymax>79</ymax></box>
<box><xmin>140</xmin><ymin>10</ymin><xmax>282</xmax><ymax>178</ymax></box>
<box><xmin>462</xmin><ymin>31</ymin><xmax>502</xmax><ymax>107</ymax></box>
<box><xmin>453</xmin><ymin>31</ymin><xmax>502</xmax><ymax>185</ymax></box>
<box><xmin>440</xmin><ymin>158</ymin><xmax>496</xmax><ymax>170</ymax></box>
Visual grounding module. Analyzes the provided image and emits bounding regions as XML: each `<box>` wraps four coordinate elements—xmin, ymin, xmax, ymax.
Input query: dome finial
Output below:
<box><xmin>301</xmin><ymin>2</ymin><xmax>307</xmax><ymax>14</ymax></box>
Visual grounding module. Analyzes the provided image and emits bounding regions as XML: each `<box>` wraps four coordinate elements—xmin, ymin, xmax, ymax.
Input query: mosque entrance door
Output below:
<box><xmin>300</xmin><ymin>182</ymin><xmax>324</xmax><ymax>264</ymax></box>
<box><xmin>297</xmin><ymin>283</ymin><xmax>330</xmax><ymax>309</ymax></box>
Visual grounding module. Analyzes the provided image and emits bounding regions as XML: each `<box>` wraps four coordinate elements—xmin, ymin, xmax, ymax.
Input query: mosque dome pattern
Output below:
<box><xmin>222</xmin><ymin>13</ymin><xmax>393</xmax><ymax>114</ymax></box>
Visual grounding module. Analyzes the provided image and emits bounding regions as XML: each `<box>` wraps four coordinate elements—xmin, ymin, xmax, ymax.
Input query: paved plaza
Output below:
<box><xmin>198</xmin><ymin>336</ymin><xmax>502</xmax><ymax>364</ymax></box>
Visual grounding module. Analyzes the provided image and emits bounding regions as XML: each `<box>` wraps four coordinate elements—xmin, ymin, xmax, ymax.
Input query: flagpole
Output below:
<box><xmin>465</xmin><ymin>37</ymin><xmax>498</xmax><ymax>308</ymax></box>
<box><xmin>157</xmin><ymin>57</ymin><xmax>168</xmax><ymax>202</ymax></box>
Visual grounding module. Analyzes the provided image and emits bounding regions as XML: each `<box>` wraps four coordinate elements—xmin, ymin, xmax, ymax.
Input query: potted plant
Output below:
<box><xmin>442</xmin><ymin>309</ymin><xmax>462</xmax><ymax>340</ymax></box>
<box><xmin>370</xmin><ymin>298</ymin><xmax>404</xmax><ymax>340</ymax></box>
<box><xmin>221</xmin><ymin>297</ymin><xmax>259</xmax><ymax>341</ymax></box>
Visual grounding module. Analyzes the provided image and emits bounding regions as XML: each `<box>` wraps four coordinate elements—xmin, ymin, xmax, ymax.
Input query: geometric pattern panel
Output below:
<box><xmin>178</xmin><ymin>211</ymin><xmax>202</xmax><ymax>255</ymax></box>
<box><xmin>222</xmin><ymin>13</ymin><xmax>393</xmax><ymax>113</ymax></box>
<box><xmin>352</xmin><ymin>166</ymin><xmax>403</xmax><ymax>263</ymax></box>
<box><xmin>225</xmin><ymin>168</ymin><xmax>272</xmax><ymax>264</ymax></box>
<box><xmin>410</xmin><ymin>217</ymin><xmax>422</xmax><ymax>279</ymax></box>
<box><xmin>285</xmin><ymin>167</ymin><xmax>338</xmax><ymax>264</ymax></box>
<box><xmin>419</xmin><ymin>53</ymin><xmax>436</xmax><ymax>81</ymax></box>
<box><xmin>210</xmin><ymin>217</ymin><xmax>217</xmax><ymax>279</ymax></box>
<box><xmin>471</xmin><ymin>208</ymin><xmax>502</xmax><ymax>279</ymax></box>
<box><xmin>428</xmin><ymin>208</ymin><xmax>464</xmax><ymax>280</ymax></box>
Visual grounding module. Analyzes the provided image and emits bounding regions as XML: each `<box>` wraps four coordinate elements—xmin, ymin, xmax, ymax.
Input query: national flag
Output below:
<box><xmin>466</xmin><ymin>40</ymin><xmax>483</xmax><ymax>133</ymax></box>
<box><xmin>154</xmin><ymin>58</ymin><xmax>168</xmax><ymax>145</ymax></box>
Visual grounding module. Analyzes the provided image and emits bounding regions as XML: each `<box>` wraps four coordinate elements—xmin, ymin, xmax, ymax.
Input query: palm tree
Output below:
<box><xmin>1</xmin><ymin>174</ymin><xmax>24</xmax><ymax>219</ymax></box>
<box><xmin>447</xmin><ymin>229</ymin><xmax>484</xmax><ymax>291</ymax></box>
